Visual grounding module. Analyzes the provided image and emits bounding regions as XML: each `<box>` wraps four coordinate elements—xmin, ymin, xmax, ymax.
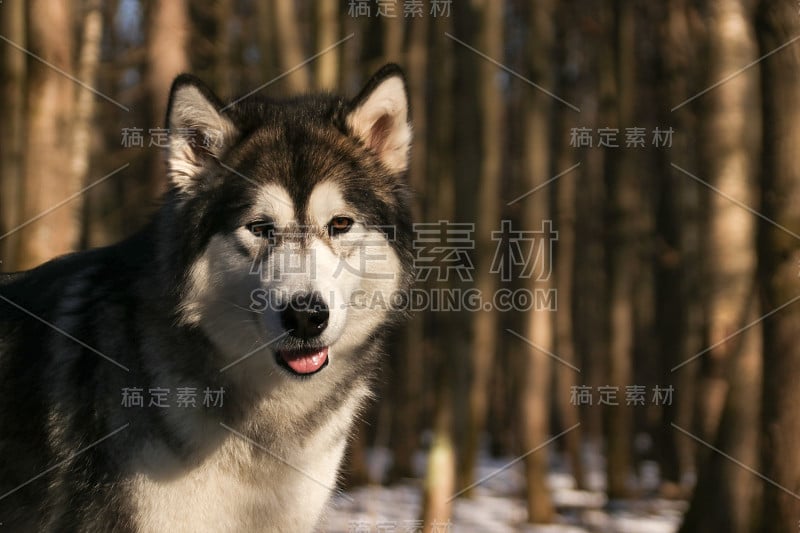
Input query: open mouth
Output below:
<box><xmin>275</xmin><ymin>347</ymin><xmax>329</xmax><ymax>376</ymax></box>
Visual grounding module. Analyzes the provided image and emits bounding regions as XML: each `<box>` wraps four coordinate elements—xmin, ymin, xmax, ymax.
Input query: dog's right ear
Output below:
<box><xmin>343</xmin><ymin>64</ymin><xmax>411</xmax><ymax>175</ymax></box>
<box><xmin>166</xmin><ymin>75</ymin><xmax>238</xmax><ymax>192</ymax></box>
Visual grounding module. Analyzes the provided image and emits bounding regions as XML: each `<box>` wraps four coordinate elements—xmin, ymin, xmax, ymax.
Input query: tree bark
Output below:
<box><xmin>756</xmin><ymin>1</ymin><xmax>800</xmax><ymax>531</ymax></box>
<box><xmin>382</xmin><ymin>6</ymin><xmax>403</xmax><ymax>64</ymax></box>
<box><xmin>255</xmin><ymin>0</ymin><xmax>274</xmax><ymax>82</ymax></box>
<box><xmin>71</xmin><ymin>0</ymin><xmax>104</xmax><ymax>244</ymax></box>
<box><xmin>459</xmin><ymin>0</ymin><xmax>504</xmax><ymax>496</ymax></box>
<box><xmin>654</xmin><ymin>0</ymin><xmax>702</xmax><ymax>496</ymax></box>
<box><xmin>552</xmin><ymin>0</ymin><xmax>586</xmax><ymax>492</ymax></box>
<box><xmin>602</xmin><ymin>0</ymin><xmax>636</xmax><ymax>499</ymax></box>
<box><xmin>679</xmin><ymin>0</ymin><xmax>761</xmax><ymax>531</ymax></box>
<box><xmin>272</xmin><ymin>0</ymin><xmax>311</xmax><ymax>93</ymax></box>
<box><xmin>421</xmin><ymin>378</ymin><xmax>456</xmax><ymax>532</ymax></box>
<box><xmin>315</xmin><ymin>0</ymin><xmax>339</xmax><ymax>90</ymax></box>
<box><xmin>16</xmin><ymin>0</ymin><xmax>76</xmax><ymax>269</ymax></box>
<box><xmin>389</xmin><ymin>12</ymin><xmax>429</xmax><ymax>482</ymax></box>
<box><xmin>0</xmin><ymin>0</ymin><xmax>27</xmax><ymax>270</ymax></box>
<box><xmin>518</xmin><ymin>0</ymin><xmax>556</xmax><ymax>522</ymax></box>
<box><xmin>420</xmin><ymin>13</ymin><xmax>457</xmax><ymax>529</ymax></box>
<box><xmin>147</xmin><ymin>0</ymin><xmax>189</xmax><ymax>199</ymax></box>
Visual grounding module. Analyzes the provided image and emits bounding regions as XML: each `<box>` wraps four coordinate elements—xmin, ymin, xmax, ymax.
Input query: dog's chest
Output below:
<box><xmin>130</xmin><ymin>412</ymin><xmax>353</xmax><ymax>532</ymax></box>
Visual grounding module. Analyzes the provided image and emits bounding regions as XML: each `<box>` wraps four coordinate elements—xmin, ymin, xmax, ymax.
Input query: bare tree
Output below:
<box><xmin>517</xmin><ymin>0</ymin><xmax>556</xmax><ymax>522</ymax></box>
<box><xmin>678</xmin><ymin>0</ymin><xmax>761</xmax><ymax>530</ymax></box>
<box><xmin>420</xmin><ymin>370</ymin><xmax>456</xmax><ymax>532</ymax></box>
<box><xmin>382</xmin><ymin>5</ymin><xmax>404</xmax><ymax>63</ymax></box>
<box><xmin>0</xmin><ymin>0</ymin><xmax>27</xmax><ymax>270</ymax></box>
<box><xmin>255</xmin><ymin>1</ymin><xmax>274</xmax><ymax>82</ymax></box>
<box><xmin>653</xmin><ymin>0</ymin><xmax>703</xmax><ymax>497</ymax></box>
<box><xmin>602</xmin><ymin>0</ymin><xmax>637</xmax><ymax>499</ymax></box>
<box><xmin>147</xmin><ymin>0</ymin><xmax>189</xmax><ymax>198</ymax></box>
<box><xmin>420</xmin><ymin>14</ymin><xmax>457</xmax><ymax>528</ymax></box>
<box><xmin>390</xmin><ymin>12</ymin><xmax>429</xmax><ymax>481</ymax></box>
<box><xmin>71</xmin><ymin>0</ymin><xmax>104</xmax><ymax>222</ymax></box>
<box><xmin>16</xmin><ymin>0</ymin><xmax>76</xmax><ymax>269</ymax></box>
<box><xmin>272</xmin><ymin>0</ymin><xmax>311</xmax><ymax>93</ymax></box>
<box><xmin>459</xmin><ymin>0</ymin><xmax>504</xmax><ymax>495</ymax></box>
<box><xmin>551</xmin><ymin>0</ymin><xmax>585</xmax><ymax>492</ymax></box>
<box><xmin>188</xmin><ymin>0</ymin><xmax>238</xmax><ymax>96</ymax></box>
<box><xmin>756</xmin><ymin>1</ymin><xmax>800</xmax><ymax>531</ymax></box>
<box><xmin>315</xmin><ymin>0</ymin><xmax>339</xmax><ymax>90</ymax></box>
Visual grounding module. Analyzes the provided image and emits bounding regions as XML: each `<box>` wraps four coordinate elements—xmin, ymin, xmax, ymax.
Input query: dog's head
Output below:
<box><xmin>161</xmin><ymin>65</ymin><xmax>413</xmax><ymax>384</ymax></box>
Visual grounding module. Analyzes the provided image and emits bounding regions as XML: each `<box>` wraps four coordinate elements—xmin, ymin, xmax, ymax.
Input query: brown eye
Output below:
<box><xmin>328</xmin><ymin>216</ymin><xmax>354</xmax><ymax>236</ymax></box>
<box><xmin>246</xmin><ymin>220</ymin><xmax>275</xmax><ymax>240</ymax></box>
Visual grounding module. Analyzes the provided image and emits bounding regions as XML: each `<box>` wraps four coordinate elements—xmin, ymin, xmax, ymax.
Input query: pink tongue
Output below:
<box><xmin>280</xmin><ymin>347</ymin><xmax>329</xmax><ymax>374</ymax></box>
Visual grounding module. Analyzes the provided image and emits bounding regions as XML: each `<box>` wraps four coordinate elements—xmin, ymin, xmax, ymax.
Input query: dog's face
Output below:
<box><xmin>163</xmin><ymin>65</ymin><xmax>413</xmax><ymax>386</ymax></box>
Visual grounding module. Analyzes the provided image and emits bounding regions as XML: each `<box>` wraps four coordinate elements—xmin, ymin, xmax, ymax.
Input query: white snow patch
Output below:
<box><xmin>319</xmin><ymin>441</ymin><xmax>685</xmax><ymax>532</ymax></box>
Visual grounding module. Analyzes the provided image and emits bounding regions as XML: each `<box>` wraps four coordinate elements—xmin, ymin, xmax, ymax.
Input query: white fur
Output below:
<box><xmin>345</xmin><ymin>76</ymin><xmax>411</xmax><ymax>173</ymax></box>
<box><xmin>130</xmin><ymin>385</ymin><xmax>367</xmax><ymax>533</ymax></box>
<box><xmin>308</xmin><ymin>181</ymin><xmax>348</xmax><ymax>228</ymax></box>
<box><xmin>163</xmin><ymin>178</ymin><xmax>402</xmax><ymax>532</ymax></box>
<box><xmin>255</xmin><ymin>184</ymin><xmax>295</xmax><ymax>229</ymax></box>
<box><xmin>167</xmin><ymin>85</ymin><xmax>238</xmax><ymax>192</ymax></box>
<box><xmin>335</xmin><ymin>228</ymin><xmax>402</xmax><ymax>351</ymax></box>
<box><xmin>179</xmin><ymin>177</ymin><xmax>402</xmax><ymax>366</ymax></box>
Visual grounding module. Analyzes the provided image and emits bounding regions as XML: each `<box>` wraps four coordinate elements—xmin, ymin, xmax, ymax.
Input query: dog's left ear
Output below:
<box><xmin>344</xmin><ymin>64</ymin><xmax>411</xmax><ymax>174</ymax></box>
<box><xmin>166</xmin><ymin>75</ymin><xmax>238</xmax><ymax>192</ymax></box>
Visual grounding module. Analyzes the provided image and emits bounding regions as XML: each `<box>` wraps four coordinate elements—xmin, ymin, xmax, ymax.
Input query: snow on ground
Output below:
<box><xmin>318</xmin><ymin>442</ymin><xmax>687</xmax><ymax>533</ymax></box>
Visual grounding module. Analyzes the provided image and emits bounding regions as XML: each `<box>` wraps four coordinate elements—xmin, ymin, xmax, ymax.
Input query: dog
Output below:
<box><xmin>0</xmin><ymin>64</ymin><xmax>413</xmax><ymax>532</ymax></box>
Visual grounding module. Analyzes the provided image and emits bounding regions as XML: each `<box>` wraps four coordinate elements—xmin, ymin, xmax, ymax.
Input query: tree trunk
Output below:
<box><xmin>187</xmin><ymin>0</ymin><xmax>234</xmax><ymax>96</ymax></box>
<box><xmin>315</xmin><ymin>0</ymin><xmax>339</xmax><ymax>90</ymax></box>
<box><xmin>382</xmin><ymin>6</ymin><xmax>403</xmax><ymax>64</ymax></box>
<box><xmin>602</xmin><ymin>0</ymin><xmax>636</xmax><ymax>499</ymax></box>
<box><xmin>756</xmin><ymin>1</ymin><xmax>800</xmax><ymax>531</ymax></box>
<box><xmin>389</xmin><ymin>12</ymin><xmax>429</xmax><ymax>482</ymax></box>
<box><xmin>654</xmin><ymin>0</ymin><xmax>702</xmax><ymax>496</ymax></box>
<box><xmin>0</xmin><ymin>0</ymin><xmax>27</xmax><ymax>270</ymax></box>
<box><xmin>255</xmin><ymin>0</ymin><xmax>274</xmax><ymax>81</ymax></box>
<box><xmin>272</xmin><ymin>0</ymin><xmax>310</xmax><ymax>93</ymax></box>
<box><xmin>71</xmin><ymin>0</ymin><xmax>104</xmax><ymax>247</ymax></box>
<box><xmin>459</xmin><ymin>0</ymin><xmax>504</xmax><ymax>496</ymax></box>
<box><xmin>147</xmin><ymin>0</ymin><xmax>189</xmax><ymax>198</ymax></box>
<box><xmin>518</xmin><ymin>0</ymin><xmax>556</xmax><ymax>522</ymax></box>
<box><xmin>552</xmin><ymin>0</ymin><xmax>585</xmax><ymax>492</ymax></box>
<box><xmin>573</xmin><ymin>47</ymin><xmax>606</xmax><ymax>446</ymax></box>
<box><xmin>421</xmin><ymin>376</ymin><xmax>456</xmax><ymax>532</ymax></box>
<box><xmin>449</xmin><ymin>0</ymin><xmax>481</xmax><ymax>471</ymax></box>
<box><xmin>420</xmin><ymin>13</ymin><xmax>457</xmax><ymax>529</ymax></box>
<box><xmin>147</xmin><ymin>0</ymin><xmax>189</xmax><ymax>127</ymax></box>
<box><xmin>679</xmin><ymin>0</ymin><xmax>761</xmax><ymax>531</ymax></box>
<box><xmin>16</xmin><ymin>0</ymin><xmax>76</xmax><ymax>269</ymax></box>
<box><xmin>213</xmin><ymin>0</ymin><xmax>232</xmax><ymax>99</ymax></box>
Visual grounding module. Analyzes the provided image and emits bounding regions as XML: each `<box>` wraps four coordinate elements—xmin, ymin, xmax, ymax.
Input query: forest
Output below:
<box><xmin>1</xmin><ymin>0</ymin><xmax>800</xmax><ymax>532</ymax></box>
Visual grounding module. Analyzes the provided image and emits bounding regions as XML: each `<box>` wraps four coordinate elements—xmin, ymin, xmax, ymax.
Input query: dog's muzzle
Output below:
<box><xmin>280</xmin><ymin>292</ymin><xmax>329</xmax><ymax>339</ymax></box>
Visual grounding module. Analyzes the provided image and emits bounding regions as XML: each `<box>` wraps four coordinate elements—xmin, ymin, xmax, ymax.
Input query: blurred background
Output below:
<box><xmin>2</xmin><ymin>1</ymin><xmax>800</xmax><ymax>532</ymax></box>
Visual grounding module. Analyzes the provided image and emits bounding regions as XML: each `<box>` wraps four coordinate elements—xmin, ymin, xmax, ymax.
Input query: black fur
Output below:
<box><xmin>0</xmin><ymin>65</ymin><xmax>413</xmax><ymax>531</ymax></box>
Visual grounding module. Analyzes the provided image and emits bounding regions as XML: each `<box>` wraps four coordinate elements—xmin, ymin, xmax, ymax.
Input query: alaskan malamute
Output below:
<box><xmin>0</xmin><ymin>64</ymin><xmax>413</xmax><ymax>532</ymax></box>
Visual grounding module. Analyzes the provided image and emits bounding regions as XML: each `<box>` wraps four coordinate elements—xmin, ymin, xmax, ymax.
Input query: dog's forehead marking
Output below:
<box><xmin>256</xmin><ymin>184</ymin><xmax>295</xmax><ymax>227</ymax></box>
<box><xmin>308</xmin><ymin>181</ymin><xmax>347</xmax><ymax>226</ymax></box>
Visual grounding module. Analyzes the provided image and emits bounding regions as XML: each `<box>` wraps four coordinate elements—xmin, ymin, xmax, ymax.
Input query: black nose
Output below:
<box><xmin>281</xmin><ymin>293</ymin><xmax>329</xmax><ymax>339</ymax></box>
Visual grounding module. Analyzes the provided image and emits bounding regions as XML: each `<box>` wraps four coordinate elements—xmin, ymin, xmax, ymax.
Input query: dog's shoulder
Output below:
<box><xmin>1</xmin><ymin>227</ymin><xmax>156</xmax><ymax>315</ymax></box>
